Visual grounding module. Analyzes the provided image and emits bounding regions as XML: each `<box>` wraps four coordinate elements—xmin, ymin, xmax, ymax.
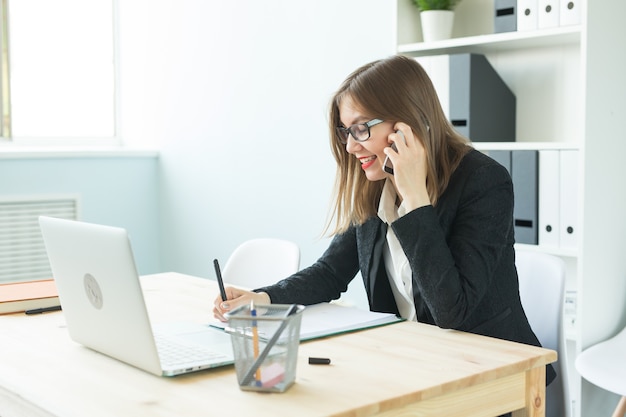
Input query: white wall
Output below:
<box><xmin>118</xmin><ymin>0</ymin><xmax>396</xmax><ymax>308</ymax></box>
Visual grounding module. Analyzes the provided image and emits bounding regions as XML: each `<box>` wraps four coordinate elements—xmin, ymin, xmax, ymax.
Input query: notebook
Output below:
<box><xmin>39</xmin><ymin>216</ymin><xmax>234</xmax><ymax>377</ymax></box>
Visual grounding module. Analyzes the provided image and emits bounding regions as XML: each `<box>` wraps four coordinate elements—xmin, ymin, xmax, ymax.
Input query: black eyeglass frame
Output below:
<box><xmin>336</xmin><ymin>118</ymin><xmax>384</xmax><ymax>144</ymax></box>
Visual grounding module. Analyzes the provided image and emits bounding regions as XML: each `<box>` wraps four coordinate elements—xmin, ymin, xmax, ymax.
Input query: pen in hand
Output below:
<box><xmin>213</xmin><ymin>259</ymin><xmax>228</xmax><ymax>304</ymax></box>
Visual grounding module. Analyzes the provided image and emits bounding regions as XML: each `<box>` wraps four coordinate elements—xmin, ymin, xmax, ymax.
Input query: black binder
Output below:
<box><xmin>495</xmin><ymin>0</ymin><xmax>518</xmax><ymax>33</ymax></box>
<box><xmin>449</xmin><ymin>54</ymin><xmax>516</xmax><ymax>142</ymax></box>
<box><xmin>512</xmin><ymin>150</ymin><xmax>538</xmax><ymax>245</ymax></box>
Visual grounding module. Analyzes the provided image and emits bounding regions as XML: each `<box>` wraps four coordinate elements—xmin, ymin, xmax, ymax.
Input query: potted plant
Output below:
<box><xmin>413</xmin><ymin>0</ymin><xmax>461</xmax><ymax>11</ymax></box>
<box><xmin>412</xmin><ymin>0</ymin><xmax>462</xmax><ymax>42</ymax></box>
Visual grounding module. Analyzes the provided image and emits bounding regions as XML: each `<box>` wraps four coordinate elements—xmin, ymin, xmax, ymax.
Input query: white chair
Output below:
<box><xmin>516</xmin><ymin>249</ymin><xmax>571</xmax><ymax>417</ymax></box>
<box><xmin>575</xmin><ymin>325</ymin><xmax>626</xmax><ymax>417</ymax></box>
<box><xmin>222</xmin><ymin>238</ymin><xmax>300</xmax><ymax>289</ymax></box>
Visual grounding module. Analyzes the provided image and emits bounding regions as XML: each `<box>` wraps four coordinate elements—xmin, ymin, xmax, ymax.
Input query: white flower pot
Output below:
<box><xmin>420</xmin><ymin>10</ymin><xmax>454</xmax><ymax>42</ymax></box>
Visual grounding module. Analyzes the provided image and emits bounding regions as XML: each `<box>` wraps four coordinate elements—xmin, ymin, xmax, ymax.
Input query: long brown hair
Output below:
<box><xmin>327</xmin><ymin>55</ymin><xmax>471</xmax><ymax>235</ymax></box>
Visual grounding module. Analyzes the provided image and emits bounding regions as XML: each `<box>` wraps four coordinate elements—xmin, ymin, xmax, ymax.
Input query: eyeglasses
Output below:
<box><xmin>336</xmin><ymin>119</ymin><xmax>384</xmax><ymax>144</ymax></box>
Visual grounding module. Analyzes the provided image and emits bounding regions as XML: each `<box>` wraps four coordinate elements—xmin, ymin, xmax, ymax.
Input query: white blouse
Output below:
<box><xmin>377</xmin><ymin>179</ymin><xmax>417</xmax><ymax>322</ymax></box>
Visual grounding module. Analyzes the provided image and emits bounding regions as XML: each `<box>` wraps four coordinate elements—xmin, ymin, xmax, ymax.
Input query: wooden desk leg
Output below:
<box><xmin>612</xmin><ymin>396</ymin><xmax>626</xmax><ymax>417</ymax></box>
<box><xmin>512</xmin><ymin>367</ymin><xmax>546</xmax><ymax>417</ymax></box>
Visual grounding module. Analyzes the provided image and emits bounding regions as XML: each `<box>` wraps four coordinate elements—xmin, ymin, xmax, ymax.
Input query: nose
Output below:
<box><xmin>344</xmin><ymin>134</ymin><xmax>362</xmax><ymax>154</ymax></box>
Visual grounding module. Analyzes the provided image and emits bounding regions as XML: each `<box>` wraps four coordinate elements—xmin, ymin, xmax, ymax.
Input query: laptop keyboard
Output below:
<box><xmin>154</xmin><ymin>334</ymin><xmax>229</xmax><ymax>367</ymax></box>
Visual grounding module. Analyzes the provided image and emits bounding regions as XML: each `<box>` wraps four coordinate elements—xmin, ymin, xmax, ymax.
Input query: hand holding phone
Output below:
<box><xmin>383</xmin><ymin>130</ymin><xmax>406</xmax><ymax>175</ymax></box>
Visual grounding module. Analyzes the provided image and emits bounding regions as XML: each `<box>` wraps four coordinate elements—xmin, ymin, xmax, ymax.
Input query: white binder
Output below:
<box><xmin>518</xmin><ymin>0</ymin><xmax>538</xmax><ymax>31</ymax></box>
<box><xmin>559</xmin><ymin>0</ymin><xmax>581</xmax><ymax>26</ymax></box>
<box><xmin>538</xmin><ymin>150</ymin><xmax>560</xmax><ymax>248</ymax></box>
<box><xmin>559</xmin><ymin>150</ymin><xmax>579</xmax><ymax>250</ymax></box>
<box><xmin>538</xmin><ymin>0</ymin><xmax>560</xmax><ymax>28</ymax></box>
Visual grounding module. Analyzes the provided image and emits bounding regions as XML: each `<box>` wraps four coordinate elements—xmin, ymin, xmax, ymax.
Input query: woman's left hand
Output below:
<box><xmin>385</xmin><ymin>122</ymin><xmax>431</xmax><ymax>210</ymax></box>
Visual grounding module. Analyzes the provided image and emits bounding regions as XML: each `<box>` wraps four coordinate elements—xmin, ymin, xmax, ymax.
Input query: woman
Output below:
<box><xmin>213</xmin><ymin>55</ymin><xmax>555</xmax><ymax>385</ymax></box>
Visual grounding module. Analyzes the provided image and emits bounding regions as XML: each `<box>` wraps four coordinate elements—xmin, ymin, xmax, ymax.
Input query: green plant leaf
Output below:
<box><xmin>412</xmin><ymin>0</ymin><xmax>461</xmax><ymax>11</ymax></box>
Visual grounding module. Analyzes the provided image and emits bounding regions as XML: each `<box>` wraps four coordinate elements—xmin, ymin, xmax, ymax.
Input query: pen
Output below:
<box><xmin>25</xmin><ymin>305</ymin><xmax>62</xmax><ymax>315</ymax></box>
<box><xmin>213</xmin><ymin>258</ymin><xmax>228</xmax><ymax>303</ymax></box>
<box><xmin>251</xmin><ymin>300</ymin><xmax>261</xmax><ymax>385</ymax></box>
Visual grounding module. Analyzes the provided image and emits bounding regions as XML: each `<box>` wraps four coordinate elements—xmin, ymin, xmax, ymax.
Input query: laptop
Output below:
<box><xmin>39</xmin><ymin>216</ymin><xmax>234</xmax><ymax>377</ymax></box>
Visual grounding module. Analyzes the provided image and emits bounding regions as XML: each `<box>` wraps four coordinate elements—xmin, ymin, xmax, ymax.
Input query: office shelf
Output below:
<box><xmin>395</xmin><ymin>1</ymin><xmax>626</xmax><ymax>416</ymax></box>
<box><xmin>472</xmin><ymin>142</ymin><xmax>580</xmax><ymax>151</ymax></box>
<box><xmin>398</xmin><ymin>25</ymin><xmax>581</xmax><ymax>56</ymax></box>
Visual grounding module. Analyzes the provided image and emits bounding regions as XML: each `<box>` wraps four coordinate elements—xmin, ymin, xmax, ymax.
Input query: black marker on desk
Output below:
<box><xmin>25</xmin><ymin>305</ymin><xmax>62</xmax><ymax>315</ymax></box>
<box><xmin>309</xmin><ymin>357</ymin><xmax>331</xmax><ymax>365</ymax></box>
<box><xmin>213</xmin><ymin>259</ymin><xmax>228</xmax><ymax>303</ymax></box>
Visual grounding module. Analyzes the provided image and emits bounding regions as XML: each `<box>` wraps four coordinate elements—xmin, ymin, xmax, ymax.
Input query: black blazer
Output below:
<box><xmin>259</xmin><ymin>149</ymin><xmax>555</xmax><ymax>382</ymax></box>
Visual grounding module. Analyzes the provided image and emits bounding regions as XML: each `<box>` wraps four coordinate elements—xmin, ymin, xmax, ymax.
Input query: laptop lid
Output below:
<box><xmin>39</xmin><ymin>216</ymin><xmax>233</xmax><ymax>376</ymax></box>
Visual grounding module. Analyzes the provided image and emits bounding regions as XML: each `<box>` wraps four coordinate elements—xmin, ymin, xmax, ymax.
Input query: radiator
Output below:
<box><xmin>0</xmin><ymin>195</ymin><xmax>79</xmax><ymax>283</ymax></box>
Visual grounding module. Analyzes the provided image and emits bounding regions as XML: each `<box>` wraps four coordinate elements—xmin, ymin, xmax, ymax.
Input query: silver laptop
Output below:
<box><xmin>39</xmin><ymin>216</ymin><xmax>234</xmax><ymax>377</ymax></box>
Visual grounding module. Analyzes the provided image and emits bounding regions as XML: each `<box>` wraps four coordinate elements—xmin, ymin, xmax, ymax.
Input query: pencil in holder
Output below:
<box><xmin>225</xmin><ymin>303</ymin><xmax>304</xmax><ymax>392</ymax></box>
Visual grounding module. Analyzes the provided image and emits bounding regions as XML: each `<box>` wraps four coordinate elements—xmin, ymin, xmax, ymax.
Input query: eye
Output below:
<box><xmin>352</xmin><ymin>124</ymin><xmax>368</xmax><ymax>139</ymax></box>
<box><xmin>336</xmin><ymin>127</ymin><xmax>349</xmax><ymax>140</ymax></box>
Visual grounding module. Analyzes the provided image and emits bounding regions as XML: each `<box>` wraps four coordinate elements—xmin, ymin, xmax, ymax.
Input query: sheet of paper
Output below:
<box><xmin>298</xmin><ymin>302</ymin><xmax>402</xmax><ymax>341</ymax></box>
<box><xmin>210</xmin><ymin>302</ymin><xmax>402</xmax><ymax>341</ymax></box>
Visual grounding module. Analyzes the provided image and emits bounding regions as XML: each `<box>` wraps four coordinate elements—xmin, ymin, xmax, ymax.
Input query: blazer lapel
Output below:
<box><xmin>357</xmin><ymin>218</ymin><xmax>394</xmax><ymax>310</ymax></box>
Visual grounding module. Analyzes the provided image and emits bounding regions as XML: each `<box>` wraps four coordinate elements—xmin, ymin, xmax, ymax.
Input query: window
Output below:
<box><xmin>0</xmin><ymin>0</ymin><xmax>116</xmax><ymax>145</ymax></box>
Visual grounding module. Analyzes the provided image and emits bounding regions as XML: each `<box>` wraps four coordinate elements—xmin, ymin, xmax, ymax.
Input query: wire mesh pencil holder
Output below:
<box><xmin>225</xmin><ymin>303</ymin><xmax>304</xmax><ymax>392</ymax></box>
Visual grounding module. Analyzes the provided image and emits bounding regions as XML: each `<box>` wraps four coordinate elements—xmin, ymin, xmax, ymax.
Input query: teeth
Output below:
<box><xmin>361</xmin><ymin>156</ymin><xmax>375</xmax><ymax>164</ymax></box>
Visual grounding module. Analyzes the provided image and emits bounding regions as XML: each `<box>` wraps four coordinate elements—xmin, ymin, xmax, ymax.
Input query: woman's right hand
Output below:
<box><xmin>212</xmin><ymin>287</ymin><xmax>271</xmax><ymax>322</ymax></box>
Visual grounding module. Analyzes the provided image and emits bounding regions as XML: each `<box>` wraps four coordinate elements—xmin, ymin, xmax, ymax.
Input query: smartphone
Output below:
<box><xmin>383</xmin><ymin>130</ymin><xmax>406</xmax><ymax>175</ymax></box>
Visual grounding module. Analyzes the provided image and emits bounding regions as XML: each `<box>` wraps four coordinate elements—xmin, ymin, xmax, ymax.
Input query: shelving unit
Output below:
<box><xmin>396</xmin><ymin>1</ymin><xmax>626</xmax><ymax>416</ymax></box>
<box><xmin>398</xmin><ymin>25</ymin><xmax>581</xmax><ymax>56</ymax></box>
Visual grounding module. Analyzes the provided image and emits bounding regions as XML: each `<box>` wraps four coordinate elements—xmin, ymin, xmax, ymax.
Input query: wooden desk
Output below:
<box><xmin>0</xmin><ymin>273</ymin><xmax>556</xmax><ymax>417</ymax></box>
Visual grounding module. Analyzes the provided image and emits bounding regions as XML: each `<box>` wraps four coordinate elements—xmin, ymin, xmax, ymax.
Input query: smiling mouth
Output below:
<box><xmin>359</xmin><ymin>156</ymin><xmax>377</xmax><ymax>170</ymax></box>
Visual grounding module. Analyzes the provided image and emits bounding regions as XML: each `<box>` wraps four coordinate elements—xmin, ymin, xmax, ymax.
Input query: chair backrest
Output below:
<box><xmin>222</xmin><ymin>238</ymin><xmax>300</xmax><ymax>289</ymax></box>
<box><xmin>576</xmin><ymin>324</ymin><xmax>626</xmax><ymax>398</ymax></box>
<box><xmin>516</xmin><ymin>249</ymin><xmax>570</xmax><ymax>417</ymax></box>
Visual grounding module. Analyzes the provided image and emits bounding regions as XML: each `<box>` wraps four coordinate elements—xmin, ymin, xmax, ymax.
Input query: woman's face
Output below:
<box><xmin>338</xmin><ymin>96</ymin><xmax>394</xmax><ymax>182</ymax></box>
